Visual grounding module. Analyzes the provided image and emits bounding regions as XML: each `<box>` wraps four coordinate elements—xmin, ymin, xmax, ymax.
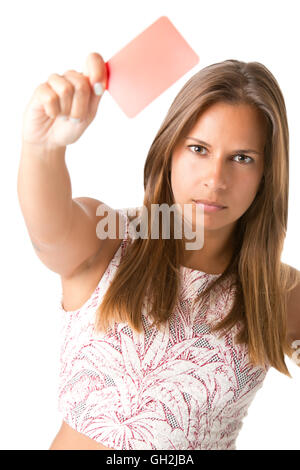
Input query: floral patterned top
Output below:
<box><xmin>57</xmin><ymin>207</ymin><xmax>270</xmax><ymax>450</ymax></box>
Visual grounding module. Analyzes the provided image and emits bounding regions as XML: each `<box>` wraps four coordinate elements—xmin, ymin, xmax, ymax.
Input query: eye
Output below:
<box><xmin>232</xmin><ymin>154</ymin><xmax>254</xmax><ymax>164</ymax></box>
<box><xmin>188</xmin><ymin>145</ymin><xmax>254</xmax><ymax>164</ymax></box>
<box><xmin>188</xmin><ymin>145</ymin><xmax>207</xmax><ymax>154</ymax></box>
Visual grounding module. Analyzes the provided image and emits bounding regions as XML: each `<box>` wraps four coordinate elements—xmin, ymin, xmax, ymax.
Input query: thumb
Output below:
<box><xmin>82</xmin><ymin>53</ymin><xmax>107</xmax><ymax>118</ymax></box>
<box><xmin>82</xmin><ymin>53</ymin><xmax>107</xmax><ymax>94</ymax></box>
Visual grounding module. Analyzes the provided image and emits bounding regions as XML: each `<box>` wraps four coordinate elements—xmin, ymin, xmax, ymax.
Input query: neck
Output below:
<box><xmin>182</xmin><ymin>225</ymin><xmax>236</xmax><ymax>274</ymax></box>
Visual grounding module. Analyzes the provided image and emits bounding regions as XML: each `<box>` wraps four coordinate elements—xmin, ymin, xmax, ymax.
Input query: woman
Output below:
<box><xmin>18</xmin><ymin>53</ymin><xmax>300</xmax><ymax>450</ymax></box>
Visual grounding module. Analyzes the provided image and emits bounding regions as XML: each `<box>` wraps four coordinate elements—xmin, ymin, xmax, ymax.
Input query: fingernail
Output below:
<box><xmin>60</xmin><ymin>115</ymin><xmax>68</xmax><ymax>121</ymax></box>
<box><xmin>93</xmin><ymin>82</ymin><xmax>104</xmax><ymax>96</ymax></box>
<box><xmin>70</xmin><ymin>117</ymin><xmax>81</xmax><ymax>123</ymax></box>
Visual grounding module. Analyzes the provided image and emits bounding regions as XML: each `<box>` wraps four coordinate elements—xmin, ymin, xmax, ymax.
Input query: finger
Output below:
<box><xmin>84</xmin><ymin>52</ymin><xmax>107</xmax><ymax>95</ymax></box>
<box><xmin>34</xmin><ymin>82</ymin><xmax>61</xmax><ymax>119</ymax></box>
<box><xmin>62</xmin><ymin>70</ymin><xmax>91</xmax><ymax>121</ymax></box>
<box><xmin>47</xmin><ymin>73</ymin><xmax>74</xmax><ymax>117</ymax></box>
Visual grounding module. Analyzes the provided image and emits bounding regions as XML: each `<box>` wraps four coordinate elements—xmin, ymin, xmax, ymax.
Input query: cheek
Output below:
<box><xmin>171</xmin><ymin>159</ymin><xmax>189</xmax><ymax>197</ymax></box>
<box><xmin>171</xmin><ymin>171</ymin><xmax>182</xmax><ymax>200</ymax></box>
<box><xmin>231</xmin><ymin>175</ymin><xmax>261</xmax><ymax>210</ymax></box>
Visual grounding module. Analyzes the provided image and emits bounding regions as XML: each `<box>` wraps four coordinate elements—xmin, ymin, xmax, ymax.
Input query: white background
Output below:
<box><xmin>1</xmin><ymin>0</ymin><xmax>299</xmax><ymax>450</ymax></box>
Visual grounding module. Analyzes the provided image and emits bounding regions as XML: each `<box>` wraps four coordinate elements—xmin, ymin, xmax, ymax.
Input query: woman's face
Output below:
<box><xmin>170</xmin><ymin>101</ymin><xmax>267</xmax><ymax>234</ymax></box>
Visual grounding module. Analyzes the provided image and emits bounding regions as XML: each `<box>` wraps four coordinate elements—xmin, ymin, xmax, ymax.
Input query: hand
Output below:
<box><xmin>22</xmin><ymin>52</ymin><xmax>107</xmax><ymax>150</ymax></box>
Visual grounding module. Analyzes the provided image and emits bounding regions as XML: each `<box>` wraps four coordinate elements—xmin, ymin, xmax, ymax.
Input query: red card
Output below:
<box><xmin>105</xmin><ymin>16</ymin><xmax>199</xmax><ymax>118</ymax></box>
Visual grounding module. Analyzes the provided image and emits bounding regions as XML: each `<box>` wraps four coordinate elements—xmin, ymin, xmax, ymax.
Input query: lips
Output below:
<box><xmin>193</xmin><ymin>199</ymin><xmax>226</xmax><ymax>209</ymax></box>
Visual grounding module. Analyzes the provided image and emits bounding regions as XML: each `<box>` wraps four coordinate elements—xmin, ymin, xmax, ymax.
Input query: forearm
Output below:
<box><xmin>17</xmin><ymin>142</ymin><xmax>73</xmax><ymax>246</ymax></box>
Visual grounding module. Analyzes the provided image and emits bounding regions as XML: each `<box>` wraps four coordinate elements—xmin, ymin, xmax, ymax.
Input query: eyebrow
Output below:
<box><xmin>185</xmin><ymin>137</ymin><xmax>261</xmax><ymax>155</ymax></box>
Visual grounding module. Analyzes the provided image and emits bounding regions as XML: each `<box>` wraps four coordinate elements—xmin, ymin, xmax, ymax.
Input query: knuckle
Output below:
<box><xmin>45</xmin><ymin>90</ymin><xmax>58</xmax><ymax>105</ymax></box>
<box><xmin>47</xmin><ymin>73</ymin><xmax>59</xmax><ymax>81</ymax></box>
<box><xmin>76</xmin><ymin>81</ymin><xmax>90</xmax><ymax>94</ymax></box>
<box><xmin>37</xmin><ymin>82</ymin><xmax>48</xmax><ymax>93</ymax></box>
<box><xmin>61</xmin><ymin>82</ymin><xmax>74</xmax><ymax>96</ymax></box>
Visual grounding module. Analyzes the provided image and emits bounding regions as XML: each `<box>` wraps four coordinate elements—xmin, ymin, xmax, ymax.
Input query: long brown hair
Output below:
<box><xmin>95</xmin><ymin>59</ymin><xmax>300</xmax><ymax>377</ymax></box>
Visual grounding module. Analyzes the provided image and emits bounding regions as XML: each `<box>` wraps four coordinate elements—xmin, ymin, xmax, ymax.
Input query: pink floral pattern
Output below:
<box><xmin>57</xmin><ymin>207</ymin><xmax>270</xmax><ymax>450</ymax></box>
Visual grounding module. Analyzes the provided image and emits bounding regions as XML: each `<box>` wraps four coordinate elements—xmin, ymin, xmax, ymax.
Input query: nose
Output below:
<box><xmin>202</xmin><ymin>158</ymin><xmax>227</xmax><ymax>190</ymax></box>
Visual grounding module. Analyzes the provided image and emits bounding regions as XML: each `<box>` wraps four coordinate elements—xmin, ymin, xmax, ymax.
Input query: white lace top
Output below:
<box><xmin>57</xmin><ymin>207</ymin><xmax>270</xmax><ymax>450</ymax></box>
